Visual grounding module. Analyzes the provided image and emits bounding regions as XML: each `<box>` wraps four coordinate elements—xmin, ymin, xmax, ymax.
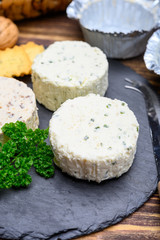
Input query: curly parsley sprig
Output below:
<box><xmin>0</xmin><ymin>121</ymin><xmax>54</xmax><ymax>189</ymax></box>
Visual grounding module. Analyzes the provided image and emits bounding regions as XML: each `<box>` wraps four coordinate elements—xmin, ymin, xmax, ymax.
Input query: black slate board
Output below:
<box><xmin>0</xmin><ymin>60</ymin><xmax>158</xmax><ymax>240</ymax></box>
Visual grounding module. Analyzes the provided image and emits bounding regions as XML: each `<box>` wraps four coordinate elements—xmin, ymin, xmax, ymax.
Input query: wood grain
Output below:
<box><xmin>1</xmin><ymin>12</ymin><xmax>160</xmax><ymax>240</ymax></box>
<box><xmin>158</xmin><ymin>182</ymin><xmax>160</xmax><ymax>198</ymax></box>
<box><xmin>17</xmin><ymin>13</ymin><xmax>83</xmax><ymax>46</ymax></box>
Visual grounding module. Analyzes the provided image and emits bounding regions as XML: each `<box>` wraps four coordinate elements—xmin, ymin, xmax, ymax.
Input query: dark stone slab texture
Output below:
<box><xmin>0</xmin><ymin>60</ymin><xmax>158</xmax><ymax>240</ymax></box>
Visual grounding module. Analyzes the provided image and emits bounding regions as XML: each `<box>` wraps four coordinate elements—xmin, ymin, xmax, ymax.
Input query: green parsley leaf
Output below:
<box><xmin>0</xmin><ymin>121</ymin><xmax>54</xmax><ymax>189</ymax></box>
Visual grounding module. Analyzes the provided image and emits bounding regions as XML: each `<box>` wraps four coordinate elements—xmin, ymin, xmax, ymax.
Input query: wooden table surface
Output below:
<box><xmin>1</xmin><ymin>12</ymin><xmax>160</xmax><ymax>240</ymax></box>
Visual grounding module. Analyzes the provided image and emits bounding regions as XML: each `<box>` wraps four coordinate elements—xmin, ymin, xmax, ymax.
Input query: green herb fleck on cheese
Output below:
<box><xmin>106</xmin><ymin>104</ymin><xmax>111</xmax><ymax>108</ymax></box>
<box><xmin>95</xmin><ymin>126</ymin><xmax>100</xmax><ymax>130</ymax></box>
<box><xmin>112</xmin><ymin>161</ymin><xmax>117</xmax><ymax>165</ymax></box>
<box><xmin>127</xmin><ymin>146</ymin><xmax>132</xmax><ymax>151</ymax></box>
<box><xmin>103</xmin><ymin>124</ymin><xmax>109</xmax><ymax>128</ymax></box>
<box><xmin>90</xmin><ymin>118</ymin><xmax>95</xmax><ymax>122</ymax></box>
<box><xmin>84</xmin><ymin>135</ymin><xmax>89</xmax><ymax>140</ymax></box>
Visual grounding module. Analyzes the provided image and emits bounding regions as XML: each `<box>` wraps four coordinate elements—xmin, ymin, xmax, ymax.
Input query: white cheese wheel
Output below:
<box><xmin>0</xmin><ymin>77</ymin><xmax>39</xmax><ymax>144</ymax></box>
<box><xmin>49</xmin><ymin>94</ymin><xmax>139</xmax><ymax>183</ymax></box>
<box><xmin>32</xmin><ymin>41</ymin><xmax>108</xmax><ymax>111</ymax></box>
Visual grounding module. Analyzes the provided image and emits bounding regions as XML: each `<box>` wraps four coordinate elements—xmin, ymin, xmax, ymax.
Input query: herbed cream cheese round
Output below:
<box><xmin>49</xmin><ymin>94</ymin><xmax>139</xmax><ymax>183</ymax></box>
<box><xmin>32</xmin><ymin>41</ymin><xmax>108</xmax><ymax>111</ymax></box>
<box><xmin>0</xmin><ymin>77</ymin><xmax>39</xmax><ymax>144</ymax></box>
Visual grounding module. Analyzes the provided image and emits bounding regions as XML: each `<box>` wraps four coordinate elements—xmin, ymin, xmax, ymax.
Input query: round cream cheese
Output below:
<box><xmin>32</xmin><ymin>41</ymin><xmax>108</xmax><ymax>111</ymax></box>
<box><xmin>0</xmin><ymin>77</ymin><xmax>39</xmax><ymax>144</ymax></box>
<box><xmin>49</xmin><ymin>94</ymin><xmax>139</xmax><ymax>183</ymax></box>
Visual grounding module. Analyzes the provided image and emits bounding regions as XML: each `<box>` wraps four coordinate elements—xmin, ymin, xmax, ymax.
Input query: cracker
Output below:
<box><xmin>0</xmin><ymin>45</ymin><xmax>31</xmax><ymax>77</ymax></box>
<box><xmin>21</xmin><ymin>41</ymin><xmax>44</xmax><ymax>64</ymax></box>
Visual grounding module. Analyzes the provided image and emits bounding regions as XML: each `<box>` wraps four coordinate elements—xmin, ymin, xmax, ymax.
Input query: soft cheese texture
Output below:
<box><xmin>0</xmin><ymin>77</ymin><xmax>39</xmax><ymax>144</ymax></box>
<box><xmin>49</xmin><ymin>94</ymin><xmax>139</xmax><ymax>183</ymax></box>
<box><xmin>32</xmin><ymin>41</ymin><xmax>108</xmax><ymax>111</ymax></box>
